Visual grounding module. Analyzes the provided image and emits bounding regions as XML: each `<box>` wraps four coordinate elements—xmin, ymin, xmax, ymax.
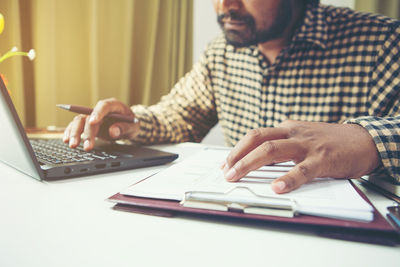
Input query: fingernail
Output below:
<box><xmin>89</xmin><ymin>115</ymin><xmax>96</xmax><ymax>123</ymax></box>
<box><xmin>225</xmin><ymin>167</ymin><xmax>237</xmax><ymax>181</ymax></box>
<box><xmin>69</xmin><ymin>137</ymin><xmax>76</xmax><ymax>147</ymax></box>
<box><xmin>223</xmin><ymin>163</ymin><xmax>229</xmax><ymax>175</ymax></box>
<box><xmin>272</xmin><ymin>181</ymin><xmax>286</xmax><ymax>192</ymax></box>
<box><xmin>84</xmin><ymin>140</ymin><xmax>90</xmax><ymax>150</ymax></box>
<box><xmin>220</xmin><ymin>161</ymin><xmax>226</xmax><ymax>170</ymax></box>
<box><xmin>111</xmin><ymin>127</ymin><xmax>121</xmax><ymax>138</ymax></box>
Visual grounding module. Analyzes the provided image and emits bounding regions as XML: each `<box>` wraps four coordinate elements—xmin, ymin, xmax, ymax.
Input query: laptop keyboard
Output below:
<box><xmin>30</xmin><ymin>139</ymin><xmax>118</xmax><ymax>165</ymax></box>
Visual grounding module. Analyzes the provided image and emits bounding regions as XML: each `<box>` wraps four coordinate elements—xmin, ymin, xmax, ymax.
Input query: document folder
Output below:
<box><xmin>108</xmin><ymin>182</ymin><xmax>400</xmax><ymax>246</ymax></box>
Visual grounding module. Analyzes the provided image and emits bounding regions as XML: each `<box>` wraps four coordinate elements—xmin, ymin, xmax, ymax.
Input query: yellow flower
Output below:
<box><xmin>0</xmin><ymin>13</ymin><xmax>4</xmax><ymax>34</ymax></box>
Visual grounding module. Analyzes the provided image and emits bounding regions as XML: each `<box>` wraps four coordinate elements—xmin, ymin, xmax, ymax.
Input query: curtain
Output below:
<box><xmin>0</xmin><ymin>0</ymin><xmax>193</xmax><ymax>128</ymax></box>
<box><xmin>355</xmin><ymin>0</ymin><xmax>400</xmax><ymax>19</ymax></box>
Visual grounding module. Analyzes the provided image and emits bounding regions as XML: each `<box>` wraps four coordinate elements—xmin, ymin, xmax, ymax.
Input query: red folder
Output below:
<box><xmin>108</xmin><ymin>181</ymin><xmax>400</xmax><ymax>246</ymax></box>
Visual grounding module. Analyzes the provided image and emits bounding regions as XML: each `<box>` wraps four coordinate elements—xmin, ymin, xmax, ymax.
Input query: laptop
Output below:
<box><xmin>0</xmin><ymin>77</ymin><xmax>178</xmax><ymax>180</ymax></box>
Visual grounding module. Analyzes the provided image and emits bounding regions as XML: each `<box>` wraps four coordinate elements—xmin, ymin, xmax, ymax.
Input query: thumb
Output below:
<box><xmin>271</xmin><ymin>161</ymin><xmax>317</xmax><ymax>194</ymax></box>
<box><xmin>108</xmin><ymin>121</ymin><xmax>140</xmax><ymax>140</ymax></box>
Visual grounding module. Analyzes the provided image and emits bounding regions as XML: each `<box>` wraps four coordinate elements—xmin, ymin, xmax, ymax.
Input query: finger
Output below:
<box><xmin>63</xmin><ymin>124</ymin><xmax>71</xmax><ymax>143</ymax></box>
<box><xmin>82</xmin><ymin>115</ymin><xmax>101</xmax><ymax>151</ymax></box>
<box><xmin>67</xmin><ymin>115</ymin><xmax>87</xmax><ymax>148</ymax></box>
<box><xmin>108</xmin><ymin>120</ymin><xmax>140</xmax><ymax>140</ymax></box>
<box><xmin>271</xmin><ymin>160</ymin><xmax>318</xmax><ymax>194</ymax></box>
<box><xmin>225</xmin><ymin>127</ymin><xmax>289</xmax><ymax>171</ymax></box>
<box><xmin>89</xmin><ymin>98</ymin><xmax>133</xmax><ymax>124</ymax></box>
<box><xmin>225</xmin><ymin>139</ymin><xmax>304</xmax><ymax>182</ymax></box>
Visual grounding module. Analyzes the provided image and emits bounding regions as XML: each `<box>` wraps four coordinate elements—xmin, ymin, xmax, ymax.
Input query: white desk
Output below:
<box><xmin>0</xmin><ymin>143</ymin><xmax>399</xmax><ymax>267</ymax></box>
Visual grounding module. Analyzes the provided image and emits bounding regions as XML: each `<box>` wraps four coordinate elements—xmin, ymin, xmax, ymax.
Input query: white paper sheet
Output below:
<box><xmin>121</xmin><ymin>148</ymin><xmax>373</xmax><ymax>222</ymax></box>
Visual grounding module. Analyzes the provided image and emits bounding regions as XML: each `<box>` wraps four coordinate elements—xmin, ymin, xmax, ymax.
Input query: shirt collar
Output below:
<box><xmin>291</xmin><ymin>4</ymin><xmax>328</xmax><ymax>50</ymax></box>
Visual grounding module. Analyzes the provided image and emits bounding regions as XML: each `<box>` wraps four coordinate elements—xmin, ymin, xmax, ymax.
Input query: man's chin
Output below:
<box><xmin>224</xmin><ymin>31</ymin><xmax>257</xmax><ymax>48</ymax></box>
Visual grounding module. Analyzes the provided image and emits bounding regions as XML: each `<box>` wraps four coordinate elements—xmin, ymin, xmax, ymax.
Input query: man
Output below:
<box><xmin>64</xmin><ymin>0</ymin><xmax>400</xmax><ymax>194</ymax></box>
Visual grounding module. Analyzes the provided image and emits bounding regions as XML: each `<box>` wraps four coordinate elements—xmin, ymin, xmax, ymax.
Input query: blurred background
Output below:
<box><xmin>0</xmin><ymin>0</ymin><xmax>399</xmax><ymax>132</ymax></box>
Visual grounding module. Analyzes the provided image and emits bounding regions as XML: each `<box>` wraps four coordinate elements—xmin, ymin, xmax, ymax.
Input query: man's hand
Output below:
<box><xmin>222</xmin><ymin>120</ymin><xmax>380</xmax><ymax>194</ymax></box>
<box><xmin>63</xmin><ymin>98</ymin><xmax>139</xmax><ymax>151</ymax></box>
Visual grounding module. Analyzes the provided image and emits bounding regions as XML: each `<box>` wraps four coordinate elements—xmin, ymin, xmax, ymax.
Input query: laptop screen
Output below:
<box><xmin>0</xmin><ymin>77</ymin><xmax>43</xmax><ymax>180</ymax></box>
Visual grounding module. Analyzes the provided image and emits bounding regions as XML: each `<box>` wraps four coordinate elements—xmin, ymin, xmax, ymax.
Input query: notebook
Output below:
<box><xmin>0</xmin><ymin>77</ymin><xmax>178</xmax><ymax>180</ymax></box>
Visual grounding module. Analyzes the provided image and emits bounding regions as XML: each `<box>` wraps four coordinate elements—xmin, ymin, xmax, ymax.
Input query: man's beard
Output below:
<box><xmin>217</xmin><ymin>2</ymin><xmax>293</xmax><ymax>47</ymax></box>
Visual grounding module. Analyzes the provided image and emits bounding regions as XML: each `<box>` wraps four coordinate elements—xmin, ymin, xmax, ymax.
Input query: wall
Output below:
<box><xmin>322</xmin><ymin>0</ymin><xmax>354</xmax><ymax>8</ymax></box>
<box><xmin>193</xmin><ymin>0</ymin><xmax>220</xmax><ymax>64</ymax></box>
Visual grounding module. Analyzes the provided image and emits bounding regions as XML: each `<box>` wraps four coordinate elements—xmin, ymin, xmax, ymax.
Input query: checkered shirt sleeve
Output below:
<box><xmin>346</xmin><ymin>26</ymin><xmax>400</xmax><ymax>181</ymax></box>
<box><xmin>131</xmin><ymin>55</ymin><xmax>218</xmax><ymax>144</ymax></box>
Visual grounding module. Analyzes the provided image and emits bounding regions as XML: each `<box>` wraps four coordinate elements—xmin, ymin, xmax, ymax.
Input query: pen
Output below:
<box><xmin>56</xmin><ymin>104</ymin><xmax>139</xmax><ymax>124</ymax></box>
<box><xmin>358</xmin><ymin>178</ymin><xmax>400</xmax><ymax>204</ymax></box>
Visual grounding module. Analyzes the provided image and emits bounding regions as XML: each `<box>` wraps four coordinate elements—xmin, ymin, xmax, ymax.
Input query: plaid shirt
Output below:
<box><xmin>132</xmin><ymin>4</ymin><xmax>400</xmax><ymax>182</ymax></box>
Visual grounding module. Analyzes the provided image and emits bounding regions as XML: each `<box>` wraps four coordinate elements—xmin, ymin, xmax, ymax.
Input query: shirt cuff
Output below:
<box><xmin>345</xmin><ymin>116</ymin><xmax>400</xmax><ymax>182</ymax></box>
<box><xmin>130</xmin><ymin>105</ymin><xmax>156</xmax><ymax>144</ymax></box>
